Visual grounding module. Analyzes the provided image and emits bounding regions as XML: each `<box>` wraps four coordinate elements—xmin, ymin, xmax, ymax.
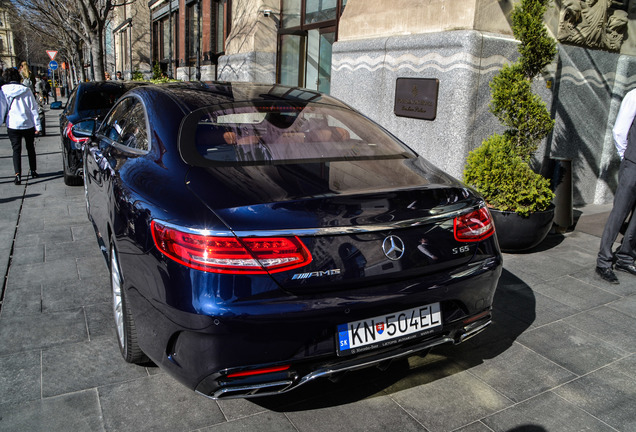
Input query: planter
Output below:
<box><xmin>490</xmin><ymin>205</ymin><xmax>555</xmax><ymax>252</ymax></box>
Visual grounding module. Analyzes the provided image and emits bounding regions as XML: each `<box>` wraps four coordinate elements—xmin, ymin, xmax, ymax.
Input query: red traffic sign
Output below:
<box><xmin>46</xmin><ymin>50</ymin><xmax>57</xmax><ymax>61</ymax></box>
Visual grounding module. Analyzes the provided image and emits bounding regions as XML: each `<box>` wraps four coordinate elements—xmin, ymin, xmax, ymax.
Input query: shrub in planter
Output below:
<box><xmin>463</xmin><ymin>134</ymin><xmax>554</xmax><ymax>218</ymax></box>
<box><xmin>464</xmin><ymin>0</ymin><xmax>556</xmax><ymax>212</ymax></box>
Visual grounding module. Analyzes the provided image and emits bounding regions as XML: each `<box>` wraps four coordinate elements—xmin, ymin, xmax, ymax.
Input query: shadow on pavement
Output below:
<box><xmin>0</xmin><ymin>193</ymin><xmax>40</xmax><ymax>204</ymax></box>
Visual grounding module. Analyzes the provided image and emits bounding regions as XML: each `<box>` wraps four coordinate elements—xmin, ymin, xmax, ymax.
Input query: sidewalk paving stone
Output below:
<box><xmin>553</xmin><ymin>365</ymin><xmax>636</xmax><ymax>431</ymax></box>
<box><xmin>0</xmin><ymin>308</ymin><xmax>87</xmax><ymax>356</ymax></box>
<box><xmin>0</xmin><ymin>390</ymin><xmax>104</xmax><ymax>432</ymax></box>
<box><xmin>517</xmin><ymin>321</ymin><xmax>628</xmax><ymax>375</ymax></box>
<box><xmin>482</xmin><ymin>391</ymin><xmax>618</xmax><ymax>432</ymax></box>
<box><xmin>98</xmin><ymin>374</ymin><xmax>225</xmax><ymax>432</ymax></box>
<box><xmin>42</xmin><ymin>337</ymin><xmax>150</xmax><ymax>398</ymax></box>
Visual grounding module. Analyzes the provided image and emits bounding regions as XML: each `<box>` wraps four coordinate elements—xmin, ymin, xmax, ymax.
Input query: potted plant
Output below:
<box><xmin>463</xmin><ymin>0</ymin><xmax>557</xmax><ymax>251</ymax></box>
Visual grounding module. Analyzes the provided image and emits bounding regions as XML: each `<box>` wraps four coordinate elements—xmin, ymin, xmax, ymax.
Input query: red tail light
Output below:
<box><xmin>151</xmin><ymin>221</ymin><xmax>312</xmax><ymax>274</ymax></box>
<box><xmin>454</xmin><ymin>207</ymin><xmax>495</xmax><ymax>242</ymax></box>
<box><xmin>64</xmin><ymin>122</ymin><xmax>90</xmax><ymax>144</ymax></box>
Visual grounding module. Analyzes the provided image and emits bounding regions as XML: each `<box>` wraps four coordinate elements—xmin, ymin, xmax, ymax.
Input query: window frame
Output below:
<box><xmin>276</xmin><ymin>0</ymin><xmax>347</xmax><ymax>88</ymax></box>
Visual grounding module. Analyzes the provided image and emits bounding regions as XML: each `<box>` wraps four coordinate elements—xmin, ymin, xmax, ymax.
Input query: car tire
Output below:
<box><xmin>110</xmin><ymin>243</ymin><xmax>148</xmax><ymax>364</ymax></box>
<box><xmin>62</xmin><ymin>151</ymin><xmax>83</xmax><ymax>186</ymax></box>
<box><xmin>83</xmin><ymin>160</ymin><xmax>90</xmax><ymax>218</ymax></box>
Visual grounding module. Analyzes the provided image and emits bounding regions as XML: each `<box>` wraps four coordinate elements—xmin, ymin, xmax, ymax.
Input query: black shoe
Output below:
<box><xmin>14</xmin><ymin>174</ymin><xmax>21</xmax><ymax>185</ymax></box>
<box><xmin>596</xmin><ymin>266</ymin><xmax>619</xmax><ymax>284</ymax></box>
<box><xmin>29</xmin><ymin>171</ymin><xmax>39</xmax><ymax>178</ymax></box>
<box><xmin>615</xmin><ymin>261</ymin><xmax>636</xmax><ymax>276</ymax></box>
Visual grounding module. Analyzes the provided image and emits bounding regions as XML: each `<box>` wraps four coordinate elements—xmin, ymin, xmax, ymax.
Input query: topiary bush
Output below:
<box><xmin>464</xmin><ymin>0</ymin><xmax>556</xmax><ymax>216</ymax></box>
<box><xmin>152</xmin><ymin>62</ymin><xmax>163</xmax><ymax>80</ymax></box>
<box><xmin>464</xmin><ymin>135</ymin><xmax>554</xmax><ymax>217</ymax></box>
<box><xmin>489</xmin><ymin>63</ymin><xmax>554</xmax><ymax>162</ymax></box>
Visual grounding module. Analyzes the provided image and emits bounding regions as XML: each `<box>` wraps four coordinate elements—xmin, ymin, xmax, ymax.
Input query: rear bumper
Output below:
<box><xmin>201</xmin><ymin>313</ymin><xmax>492</xmax><ymax>399</ymax></box>
<box><xmin>127</xmin><ymin>255</ymin><xmax>502</xmax><ymax>398</ymax></box>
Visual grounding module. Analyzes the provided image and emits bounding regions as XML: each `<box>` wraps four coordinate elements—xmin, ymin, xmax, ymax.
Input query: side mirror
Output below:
<box><xmin>50</xmin><ymin>101</ymin><xmax>63</xmax><ymax>110</ymax></box>
<box><xmin>73</xmin><ymin>119</ymin><xmax>96</xmax><ymax>135</ymax></box>
<box><xmin>71</xmin><ymin>119</ymin><xmax>97</xmax><ymax>147</ymax></box>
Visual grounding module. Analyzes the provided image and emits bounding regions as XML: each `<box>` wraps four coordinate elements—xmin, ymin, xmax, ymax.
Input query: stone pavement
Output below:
<box><xmin>0</xmin><ymin>104</ymin><xmax>635</xmax><ymax>432</ymax></box>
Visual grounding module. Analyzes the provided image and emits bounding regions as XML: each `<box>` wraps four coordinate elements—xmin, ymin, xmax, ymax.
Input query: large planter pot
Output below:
<box><xmin>490</xmin><ymin>205</ymin><xmax>555</xmax><ymax>252</ymax></box>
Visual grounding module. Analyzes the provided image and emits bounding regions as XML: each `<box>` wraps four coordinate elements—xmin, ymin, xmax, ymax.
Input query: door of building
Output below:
<box><xmin>279</xmin><ymin>27</ymin><xmax>335</xmax><ymax>93</ymax></box>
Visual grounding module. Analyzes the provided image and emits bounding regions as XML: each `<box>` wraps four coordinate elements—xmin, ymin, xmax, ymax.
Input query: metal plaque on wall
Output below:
<box><xmin>394</xmin><ymin>78</ymin><xmax>439</xmax><ymax>121</ymax></box>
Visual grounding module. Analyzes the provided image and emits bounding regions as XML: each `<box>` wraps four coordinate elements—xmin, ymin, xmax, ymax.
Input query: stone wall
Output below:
<box><xmin>218</xmin><ymin>0</ymin><xmax>277</xmax><ymax>82</ymax></box>
<box><xmin>331</xmin><ymin>30</ymin><xmax>521</xmax><ymax>182</ymax></box>
<box><xmin>548</xmin><ymin>46</ymin><xmax>636</xmax><ymax>205</ymax></box>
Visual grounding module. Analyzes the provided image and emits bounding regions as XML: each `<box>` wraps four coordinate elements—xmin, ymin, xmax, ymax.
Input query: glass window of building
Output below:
<box><xmin>186</xmin><ymin>2</ymin><xmax>200</xmax><ymax>62</ymax></box>
<box><xmin>215</xmin><ymin>0</ymin><xmax>229</xmax><ymax>54</ymax></box>
<box><xmin>305</xmin><ymin>0</ymin><xmax>337</xmax><ymax>24</ymax></box>
<box><xmin>278</xmin><ymin>0</ymin><xmax>346</xmax><ymax>94</ymax></box>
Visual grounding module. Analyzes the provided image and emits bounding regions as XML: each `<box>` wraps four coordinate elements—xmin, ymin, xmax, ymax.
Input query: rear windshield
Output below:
<box><xmin>78</xmin><ymin>88</ymin><xmax>127</xmax><ymax>111</ymax></box>
<box><xmin>179</xmin><ymin>102</ymin><xmax>415</xmax><ymax>166</ymax></box>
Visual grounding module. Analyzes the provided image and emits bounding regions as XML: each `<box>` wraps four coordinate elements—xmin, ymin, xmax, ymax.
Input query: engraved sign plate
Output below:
<box><xmin>394</xmin><ymin>78</ymin><xmax>439</xmax><ymax>121</ymax></box>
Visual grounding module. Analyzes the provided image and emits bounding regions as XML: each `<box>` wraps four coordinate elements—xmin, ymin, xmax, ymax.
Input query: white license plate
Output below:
<box><xmin>336</xmin><ymin>303</ymin><xmax>442</xmax><ymax>356</ymax></box>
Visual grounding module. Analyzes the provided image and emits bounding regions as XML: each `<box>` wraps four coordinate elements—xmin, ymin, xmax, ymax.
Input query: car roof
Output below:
<box><xmin>76</xmin><ymin>80</ymin><xmax>149</xmax><ymax>92</ymax></box>
<box><xmin>128</xmin><ymin>81</ymin><xmax>353</xmax><ymax>114</ymax></box>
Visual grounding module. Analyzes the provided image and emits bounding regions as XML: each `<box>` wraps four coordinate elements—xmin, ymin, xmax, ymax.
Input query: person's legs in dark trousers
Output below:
<box><xmin>7</xmin><ymin>128</ymin><xmax>23</xmax><ymax>180</ymax></box>
<box><xmin>616</xmin><ymin>205</ymin><xmax>636</xmax><ymax>266</ymax></box>
<box><xmin>7</xmin><ymin>128</ymin><xmax>37</xmax><ymax>183</ymax></box>
<box><xmin>23</xmin><ymin>128</ymin><xmax>37</xmax><ymax>174</ymax></box>
<box><xmin>597</xmin><ymin>159</ymin><xmax>636</xmax><ymax>269</ymax></box>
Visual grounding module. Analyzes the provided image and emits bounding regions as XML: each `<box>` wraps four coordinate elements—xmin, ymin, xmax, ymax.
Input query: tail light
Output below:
<box><xmin>151</xmin><ymin>221</ymin><xmax>312</xmax><ymax>274</ymax></box>
<box><xmin>454</xmin><ymin>206</ymin><xmax>495</xmax><ymax>242</ymax></box>
<box><xmin>64</xmin><ymin>122</ymin><xmax>90</xmax><ymax>145</ymax></box>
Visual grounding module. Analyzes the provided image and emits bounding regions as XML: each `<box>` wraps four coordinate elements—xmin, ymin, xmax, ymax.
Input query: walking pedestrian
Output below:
<box><xmin>0</xmin><ymin>68</ymin><xmax>42</xmax><ymax>185</ymax></box>
<box><xmin>35</xmin><ymin>75</ymin><xmax>47</xmax><ymax>105</ymax></box>
<box><xmin>18</xmin><ymin>61</ymin><xmax>35</xmax><ymax>92</ymax></box>
<box><xmin>596</xmin><ymin>87</ymin><xmax>636</xmax><ymax>284</ymax></box>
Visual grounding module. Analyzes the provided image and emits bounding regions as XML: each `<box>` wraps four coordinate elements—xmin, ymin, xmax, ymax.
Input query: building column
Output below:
<box><xmin>217</xmin><ymin>0</ymin><xmax>278</xmax><ymax>83</ymax></box>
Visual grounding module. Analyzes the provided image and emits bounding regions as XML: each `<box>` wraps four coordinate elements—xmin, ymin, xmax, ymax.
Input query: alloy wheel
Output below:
<box><xmin>111</xmin><ymin>246</ymin><xmax>125</xmax><ymax>349</ymax></box>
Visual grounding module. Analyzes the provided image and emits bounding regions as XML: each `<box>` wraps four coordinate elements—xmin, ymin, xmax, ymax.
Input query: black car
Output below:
<box><xmin>59</xmin><ymin>81</ymin><xmax>148</xmax><ymax>185</ymax></box>
<box><xmin>77</xmin><ymin>82</ymin><xmax>502</xmax><ymax>399</ymax></box>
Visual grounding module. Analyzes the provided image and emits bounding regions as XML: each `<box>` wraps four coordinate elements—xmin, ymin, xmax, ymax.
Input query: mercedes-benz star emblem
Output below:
<box><xmin>382</xmin><ymin>235</ymin><xmax>405</xmax><ymax>261</ymax></box>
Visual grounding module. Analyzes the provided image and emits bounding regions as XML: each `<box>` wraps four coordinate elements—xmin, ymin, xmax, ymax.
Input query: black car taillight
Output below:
<box><xmin>151</xmin><ymin>221</ymin><xmax>312</xmax><ymax>274</ymax></box>
<box><xmin>453</xmin><ymin>207</ymin><xmax>495</xmax><ymax>242</ymax></box>
<box><xmin>64</xmin><ymin>122</ymin><xmax>90</xmax><ymax>144</ymax></box>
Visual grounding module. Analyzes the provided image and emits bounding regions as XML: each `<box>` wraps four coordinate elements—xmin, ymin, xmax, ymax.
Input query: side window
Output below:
<box><xmin>121</xmin><ymin>102</ymin><xmax>149</xmax><ymax>151</ymax></box>
<box><xmin>100</xmin><ymin>97</ymin><xmax>149</xmax><ymax>152</ymax></box>
<box><xmin>65</xmin><ymin>89</ymin><xmax>78</xmax><ymax>114</ymax></box>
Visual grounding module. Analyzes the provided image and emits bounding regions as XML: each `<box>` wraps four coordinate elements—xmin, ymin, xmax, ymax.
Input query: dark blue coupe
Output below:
<box><xmin>79</xmin><ymin>82</ymin><xmax>502</xmax><ymax>399</ymax></box>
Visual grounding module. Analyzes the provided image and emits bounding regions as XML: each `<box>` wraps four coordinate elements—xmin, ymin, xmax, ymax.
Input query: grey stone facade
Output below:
<box><xmin>331</xmin><ymin>30</ymin><xmax>519</xmax><ymax>183</ymax></box>
<box><xmin>331</xmin><ymin>29</ymin><xmax>636</xmax><ymax>206</ymax></box>
<box><xmin>549</xmin><ymin>45</ymin><xmax>636</xmax><ymax>206</ymax></box>
<box><xmin>217</xmin><ymin>52</ymin><xmax>276</xmax><ymax>83</ymax></box>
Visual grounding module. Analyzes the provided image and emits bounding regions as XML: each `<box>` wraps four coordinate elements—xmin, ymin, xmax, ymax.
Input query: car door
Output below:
<box><xmin>85</xmin><ymin>96</ymin><xmax>149</xmax><ymax>246</ymax></box>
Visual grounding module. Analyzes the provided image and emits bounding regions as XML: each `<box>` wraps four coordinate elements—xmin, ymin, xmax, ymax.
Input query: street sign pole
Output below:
<box><xmin>52</xmin><ymin>69</ymin><xmax>57</xmax><ymax>102</ymax></box>
<box><xmin>48</xmin><ymin>60</ymin><xmax>59</xmax><ymax>102</ymax></box>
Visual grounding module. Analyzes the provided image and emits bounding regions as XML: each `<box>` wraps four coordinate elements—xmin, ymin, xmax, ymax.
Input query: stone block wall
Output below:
<box><xmin>331</xmin><ymin>30</ymin><xmax>520</xmax><ymax>182</ymax></box>
<box><xmin>548</xmin><ymin>46</ymin><xmax>636</xmax><ymax>206</ymax></box>
<box><xmin>331</xmin><ymin>29</ymin><xmax>636</xmax><ymax>207</ymax></box>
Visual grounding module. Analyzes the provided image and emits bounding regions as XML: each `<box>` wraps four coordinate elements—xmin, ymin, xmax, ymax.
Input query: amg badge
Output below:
<box><xmin>292</xmin><ymin>269</ymin><xmax>341</xmax><ymax>280</ymax></box>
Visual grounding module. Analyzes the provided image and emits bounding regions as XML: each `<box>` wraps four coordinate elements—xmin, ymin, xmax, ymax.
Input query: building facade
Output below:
<box><xmin>149</xmin><ymin>0</ymin><xmax>230</xmax><ymax>81</ymax></box>
<box><xmin>147</xmin><ymin>0</ymin><xmax>636</xmax><ymax>207</ymax></box>
<box><xmin>0</xmin><ymin>7</ymin><xmax>17</xmax><ymax>71</ymax></box>
<box><xmin>110</xmin><ymin>1</ymin><xmax>152</xmax><ymax>79</ymax></box>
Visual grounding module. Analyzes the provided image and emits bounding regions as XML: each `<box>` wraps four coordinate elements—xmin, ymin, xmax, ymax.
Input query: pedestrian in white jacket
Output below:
<box><xmin>1</xmin><ymin>67</ymin><xmax>42</xmax><ymax>185</ymax></box>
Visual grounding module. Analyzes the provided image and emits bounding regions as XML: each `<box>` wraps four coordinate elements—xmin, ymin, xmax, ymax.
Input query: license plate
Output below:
<box><xmin>336</xmin><ymin>303</ymin><xmax>442</xmax><ymax>356</ymax></box>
